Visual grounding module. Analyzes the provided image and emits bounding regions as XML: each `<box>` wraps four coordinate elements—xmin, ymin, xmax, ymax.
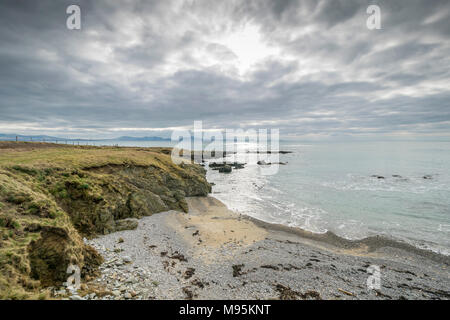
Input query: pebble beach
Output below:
<box><xmin>73</xmin><ymin>197</ymin><xmax>450</xmax><ymax>300</ymax></box>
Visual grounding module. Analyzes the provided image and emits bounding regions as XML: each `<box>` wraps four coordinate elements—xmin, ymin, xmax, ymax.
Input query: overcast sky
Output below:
<box><xmin>0</xmin><ymin>0</ymin><xmax>449</xmax><ymax>140</ymax></box>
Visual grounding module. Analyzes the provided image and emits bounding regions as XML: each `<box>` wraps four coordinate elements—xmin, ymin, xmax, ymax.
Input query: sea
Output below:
<box><xmin>85</xmin><ymin>139</ymin><xmax>450</xmax><ymax>255</ymax></box>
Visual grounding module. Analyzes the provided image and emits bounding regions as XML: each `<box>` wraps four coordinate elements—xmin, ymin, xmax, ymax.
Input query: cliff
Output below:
<box><xmin>0</xmin><ymin>142</ymin><xmax>211</xmax><ymax>299</ymax></box>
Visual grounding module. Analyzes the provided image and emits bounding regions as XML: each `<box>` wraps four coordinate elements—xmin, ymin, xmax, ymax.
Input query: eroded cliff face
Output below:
<box><xmin>54</xmin><ymin>163</ymin><xmax>210</xmax><ymax>236</ymax></box>
<box><xmin>0</xmin><ymin>143</ymin><xmax>211</xmax><ymax>299</ymax></box>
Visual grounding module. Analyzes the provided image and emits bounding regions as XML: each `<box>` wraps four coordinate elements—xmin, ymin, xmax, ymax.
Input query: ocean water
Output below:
<box><xmin>76</xmin><ymin>139</ymin><xmax>449</xmax><ymax>255</ymax></box>
<box><xmin>206</xmin><ymin>141</ymin><xmax>450</xmax><ymax>256</ymax></box>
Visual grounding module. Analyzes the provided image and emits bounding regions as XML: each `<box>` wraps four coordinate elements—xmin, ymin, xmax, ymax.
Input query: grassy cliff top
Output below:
<box><xmin>0</xmin><ymin>141</ymin><xmax>176</xmax><ymax>170</ymax></box>
<box><xmin>0</xmin><ymin>141</ymin><xmax>210</xmax><ymax>299</ymax></box>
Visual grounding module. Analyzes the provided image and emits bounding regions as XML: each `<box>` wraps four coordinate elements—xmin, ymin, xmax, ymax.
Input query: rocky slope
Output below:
<box><xmin>0</xmin><ymin>142</ymin><xmax>211</xmax><ymax>299</ymax></box>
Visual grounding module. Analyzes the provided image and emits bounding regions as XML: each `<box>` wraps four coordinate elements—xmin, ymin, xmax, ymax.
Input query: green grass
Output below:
<box><xmin>0</xmin><ymin>141</ymin><xmax>209</xmax><ymax>299</ymax></box>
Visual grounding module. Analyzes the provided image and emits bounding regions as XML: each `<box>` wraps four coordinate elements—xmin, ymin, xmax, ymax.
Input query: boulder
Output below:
<box><xmin>114</xmin><ymin>218</ymin><xmax>139</xmax><ymax>232</ymax></box>
<box><xmin>257</xmin><ymin>161</ymin><xmax>286</xmax><ymax>165</ymax></box>
<box><xmin>218</xmin><ymin>165</ymin><xmax>232</xmax><ymax>173</ymax></box>
<box><xmin>232</xmin><ymin>162</ymin><xmax>245</xmax><ymax>169</ymax></box>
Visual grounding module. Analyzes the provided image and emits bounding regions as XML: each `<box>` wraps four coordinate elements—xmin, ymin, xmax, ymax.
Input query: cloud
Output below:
<box><xmin>0</xmin><ymin>0</ymin><xmax>449</xmax><ymax>139</ymax></box>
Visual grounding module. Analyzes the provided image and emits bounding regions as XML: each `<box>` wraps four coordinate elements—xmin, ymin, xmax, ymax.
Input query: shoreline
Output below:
<box><xmin>198</xmin><ymin>196</ymin><xmax>450</xmax><ymax>265</ymax></box>
<box><xmin>82</xmin><ymin>196</ymin><xmax>450</xmax><ymax>300</ymax></box>
<box><xmin>207</xmin><ymin>175</ymin><xmax>450</xmax><ymax>262</ymax></box>
<box><xmin>243</xmin><ymin>214</ymin><xmax>450</xmax><ymax>265</ymax></box>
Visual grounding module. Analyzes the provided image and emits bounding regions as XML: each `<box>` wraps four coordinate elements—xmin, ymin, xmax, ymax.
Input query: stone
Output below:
<box><xmin>218</xmin><ymin>165</ymin><xmax>232</xmax><ymax>173</ymax></box>
<box><xmin>115</xmin><ymin>218</ymin><xmax>139</xmax><ymax>232</ymax></box>
<box><xmin>112</xmin><ymin>290</ymin><xmax>121</xmax><ymax>297</ymax></box>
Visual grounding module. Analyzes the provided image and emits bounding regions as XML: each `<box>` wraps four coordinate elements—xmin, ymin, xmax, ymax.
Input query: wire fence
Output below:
<box><xmin>6</xmin><ymin>136</ymin><xmax>100</xmax><ymax>146</ymax></box>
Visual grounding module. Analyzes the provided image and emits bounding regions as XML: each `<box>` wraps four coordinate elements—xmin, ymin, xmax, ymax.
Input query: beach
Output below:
<box><xmin>0</xmin><ymin>142</ymin><xmax>448</xmax><ymax>300</ymax></box>
<box><xmin>83</xmin><ymin>196</ymin><xmax>450</xmax><ymax>300</ymax></box>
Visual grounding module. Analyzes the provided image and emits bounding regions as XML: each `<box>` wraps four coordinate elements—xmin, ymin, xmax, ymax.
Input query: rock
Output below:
<box><xmin>209</xmin><ymin>162</ymin><xmax>244</xmax><ymax>170</ymax></box>
<box><xmin>423</xmin><ymin>175</ymin><xmax>433</xmax><ymax>180</ymax></box>
<box><xmin>253</xmin><ymin>151</ymin><xmax>292</xmax><ymax>154</ymax></box>
<box><xmin>123</xmin><ymin>256</ymin><xmax>132</xmax><ymax>263</ymax></box>
<box><xmin>70</xmin><ymin>295</ymin><xmax>83</xmax><ymax>300</ymax></box>
<box><xmin>112</xmin><ymin>290</ymin><xmax>121</xmax><ymax>297</ymax></box>
<box><xmin>371</xmin><ymin>175</ymin><xmax>385</xmax><ymax>179</ymax></box>
<box><xmin>124</xmin><ymin>292</ymin><xmax>132</xmax><ymax>299</ymax></box>
<box><xmin>218</xmin><ymin>165</ymin><xmax>232</xmax><ymax>173</ymax></box>
<box><xmin>125</xmin><ymin>277</ymin><xmax>136</xmax><ymax>284</ymax></box>
<box><xmin>118</xmin><ymin>237</ymin><xmax>124</xmax><ymax>243</ymax></box>
<box><xmin>115</xmin><ymin>218</ymin><xmax>139</xmax><ymax>232</ymax></box>
<box><xmin>209</xmin><ymin>162</ymin><xmax>222</xmax><ymax>168</ymax></box>
<box><xmin>257</xmin><ymin>161</ymin><xmax>286</xmax><ymax>165</ymax></box>
<box><xmin>229</xmin><ymin>162</ymin><xmax>245</xmax><ymax>169</ymax></box>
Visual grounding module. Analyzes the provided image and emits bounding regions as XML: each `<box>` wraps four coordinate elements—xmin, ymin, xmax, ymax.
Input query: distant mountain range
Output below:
<box><xmin>114</xmin><ymin>136</ymin><xmax>170</xmax><ymax>141</ymax></box>
<box><xmin>0</xmin><ymin>134</ymin><xmax>171</xmax><ymax>142</ymax></box>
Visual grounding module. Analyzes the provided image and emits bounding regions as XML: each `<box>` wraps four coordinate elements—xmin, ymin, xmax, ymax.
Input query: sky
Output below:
<box><xmin>0</xmin><ymin>0</ymin><xmax>449</xmax><ymax>140</ymax></box>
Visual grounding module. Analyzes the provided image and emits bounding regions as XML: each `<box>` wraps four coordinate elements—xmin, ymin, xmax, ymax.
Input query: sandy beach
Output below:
<box><xmin>83</xmin><ymin>196</ymin><xmax>450</xmax><ymax>300</ymax></box>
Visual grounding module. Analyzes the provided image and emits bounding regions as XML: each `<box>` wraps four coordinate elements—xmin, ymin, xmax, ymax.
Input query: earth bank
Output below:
<box><xmin>0</xmin><ymin>142</ymin><xmax>210</xmax><ymax>299</ymax></box>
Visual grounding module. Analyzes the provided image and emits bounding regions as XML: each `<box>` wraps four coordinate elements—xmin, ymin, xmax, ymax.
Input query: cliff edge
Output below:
<box><xmin>0</xmin><ymin>142</ymin><xmax>211</xmax><ymax>299</ymax></box>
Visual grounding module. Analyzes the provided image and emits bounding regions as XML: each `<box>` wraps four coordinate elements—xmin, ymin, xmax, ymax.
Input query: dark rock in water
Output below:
<box><xmin>371</xmin><ymin>175</ymin><xmax>385</xmax><ymax>179</ymax></box>
<box><xmin>233</xmin><ymin>162</ymin><xmax>245</xmax><ymax>169</ymax></box>
<box><xmin>209</xmin><ymin>162</ymin><xmax>222</xmax><ymax>168</ymax></box>
<box><xmin>209</xmin><ymin>162</ymin><xmax>245</xmax><ymax>170</ymax></box>
<box><xmin>392</xmin><ymin>175</ymin><xmax>402</xmax><ymax>178</ymax></box>
<box><xmin>423</xmin><ymin>175</ymin><xmax>433</xmax><ymax>180</ymax></box>
<box><xmin>257</xmin><ymin>160</ymin><xmax>287</xmax><ymax>165</ymax></box>
<box><xmin>250</xmin><ymin>151</ymin><xmax>293</xmax><ymax>154</ymax></box>
<box><xmin>218</xmin><ymin>165</ymin><xmax>232</xmax><ymax>173</ymax></box>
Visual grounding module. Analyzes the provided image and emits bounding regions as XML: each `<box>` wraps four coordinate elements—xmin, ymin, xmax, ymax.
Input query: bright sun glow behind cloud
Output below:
<box><xmin>219</xmin><ymin>24</ymin><xmax>279</xmax><ymax>75</ymax></box>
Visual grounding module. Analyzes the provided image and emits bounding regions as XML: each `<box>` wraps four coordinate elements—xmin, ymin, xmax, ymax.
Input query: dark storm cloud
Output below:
<box><xmin>0</xmin><ymin>0</ymin><xmax>449</xmax><ymax>139</ymax></box>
